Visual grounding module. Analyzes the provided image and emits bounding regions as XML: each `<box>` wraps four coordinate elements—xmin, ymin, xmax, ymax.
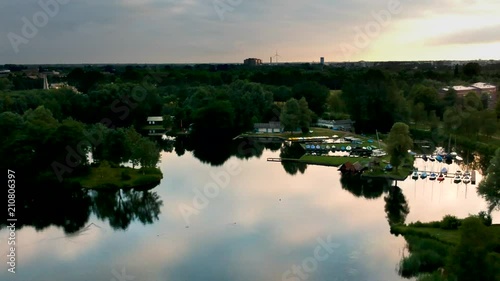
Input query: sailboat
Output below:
<box><xmin>462</xmin><ymin>175</ymin><xmax>471</xmax><ymax>184</ymax></box>
<box><xmin>437</xmin><ymin>174</ymin><xmax>445</xmax><ymax>182</ymax></box>
<box><xmin>441</xmin><ymin>167</ymin><xmax>448</xmax><ymax>175</ymax></box>
<box><xmin>420</xmin><ymin>172</ymin><xmax>428</xmax><ymax>179</ymax></box>
<box><xmin>453</xmin><ymin>174</ymin><xmax>462</xmax><ymax>184</ymax></box>
<box><xmin>429</xmin><ymin>173</ymin><xmax>437</xmax><ymax>180</ymax></box>
<box><xmin>412</xmin><ymin>171</ymin><xmax>419</xmax><ymax>180</ymax></box>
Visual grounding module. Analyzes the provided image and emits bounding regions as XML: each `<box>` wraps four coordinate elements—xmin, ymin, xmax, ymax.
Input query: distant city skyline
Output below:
<box><xmin>1</xmin><ymin>0</ymin><xmax>500</xmax><ymax>64</ymax></box>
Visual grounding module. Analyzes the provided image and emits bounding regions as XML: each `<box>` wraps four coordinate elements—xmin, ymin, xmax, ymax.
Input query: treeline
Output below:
<box><xmin>1</xmin><ymin>62</ymin><xmax>499</xmax><ymax>137</ymax></box>
<box><xmin>393</xmin><ymin>214</ymin><xmax>500</xmax><ymax>281</ymax></box>
<box><xmin>0</xmin><ymin>106</ymin><xmax>159</xmax><ymax>186</ymax></box>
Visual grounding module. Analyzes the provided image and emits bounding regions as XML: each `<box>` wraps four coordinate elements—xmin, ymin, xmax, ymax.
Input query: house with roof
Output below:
<box><xmin>254</xmin><ymin>121</ymin><xmax>284</xmax><ymax>133</ymax></box>
<box><xmin>332</xmin><ymin>120</ymin><xmax>355</xmax><ymax>132</ymax></box>
<box><xmin>145</xmin><ymin>116</ymin><xmax>165</xmax><ymax>136</ymax></box>
<box><xmin>147</xmin><ymin>116</ymin><xmax>163</xmax><ymax>126</ymax></box>
<box><xmin>441</xmin><ymin>82</ymin><xmax>497</xmax><ymax>109</ymax></box>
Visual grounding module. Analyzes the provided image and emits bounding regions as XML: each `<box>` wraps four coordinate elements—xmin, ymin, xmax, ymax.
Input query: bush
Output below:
<box><xmin>133</xmin><ymin>175</ymin><xmax>161</xmax><ymax>186</ymax></box>
<box><xmin>121</xmin><ymin>171</ymin><xmax>131</xmax><ymax>181</ymax></box>
<box><xmin>440</xmin><ymin>215</ymin><xmax>460</xmax><ymax>230</ymax></box>
<box><xmin>417</xmin><ymin>272</ymin><xmax>448</xmax><ymax>281</ymax></box>
<box><xmin>139</xmin><ymin>167</ymin><xmax>162</xmax><ymax>175</ymax></box>
<box><xmin>399</xmin><ymin>255</ymin><xmax>421</xmax><ymax>278</ymax></box>
<box><xmin>474</xmin><ymin>211</ymin><xmax>492</xmax><ymax>226</ymax></box>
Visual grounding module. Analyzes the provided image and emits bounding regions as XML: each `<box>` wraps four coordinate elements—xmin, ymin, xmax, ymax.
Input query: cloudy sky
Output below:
<box><xmin>1</xmin><ymin>0</ymin><xmax>500</xmax><ymax>64</ymax></box>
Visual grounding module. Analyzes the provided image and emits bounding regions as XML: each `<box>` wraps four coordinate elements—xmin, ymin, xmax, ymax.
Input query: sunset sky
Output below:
<box><xmin>1</xmin><ymin>0</ymin><xmax>499</xmax><ymax>64</ymax></box>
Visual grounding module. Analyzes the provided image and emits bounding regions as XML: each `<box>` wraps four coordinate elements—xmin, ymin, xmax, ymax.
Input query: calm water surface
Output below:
<box><xmin>1</xmin><ymin>147</ymin><xmax>498</xmax><ymax>281</ymax></box>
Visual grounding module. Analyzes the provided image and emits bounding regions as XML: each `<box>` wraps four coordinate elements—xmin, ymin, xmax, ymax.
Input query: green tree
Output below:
<box><xmin>454</xmin><ymin>64</ymin><xmax>459</xmax><ymax>78</ymax></box>
<box><xmin>495</xmin><ymin>99</ymin><xmax>500</xmax><ymax>119</ymax></box>
<box><xmin>464</xmin><ymin>92</ymin><xmax>483</xmax><ymax>111</ymax></box>
<box><xmin>386</xmin><ymin>122</ymin><xmax>413</xmax><ymax>170</ymax></box>
<box><xmin>0</xmin><ymin>78</ymin><xmax>13</xmax><ymax>91</ymax></box>
<box><xmin>292</xmin><ymin>81</ymin><xmax>329</xmax><ymax>115</ymax></box>
<box><xmin>408</xmin><ymin>84</ymin><xmax>440</xmax><ymax>113</ymax></box>
<box><xmin>477</xmin><ymin>148</ymin><xmax>500</xmax><ymax>213</ymax></box>
<box><xmin>326</xmin><ymin>91</ymin><xmax>345</xmax><ymax>113</ymax></box>
<box><xmin>448</xmin><ymin>217</ymin><xmax>496</xmax><ymax>281</ymax></box>
<box><xmin>443</xmin><ymin>88</ymin><xmax>458</xmax><ymax>108</ymax></box>
<box><xmin>411</xmin><ymin>102</ymin><xmax>427</xmax><ymax>128</ymax></box>
<box><xmin>428</xmin><ymin>110</ymin><xmax>440</xmax><ymax>131</ymax></box>
<box><xmin>463</xmin><ymin>62</ymin><xmax>481</xmax><ymax>77</ymax></box>
<box><xmin>280</xmin><ymin>98</ymin><xmax>300</xmax><ymax>133</ymax></box>
<box><xmin>480</xmin><ymin>110</ymin><xmax>497</xmax><ymax>137</ymax></box>
<box><xmin>341</xmin><ymin>69</ymin><xmax>408</xmax><ymax>133</ymax></box>
<box><xmin>443</xmin><ymin>107</ymin><xmax>462</xmax><ymax>134</ymax></box>
<box><xmin>298</xmin><ymin>97</ymin><xmax>313</xmax><ymax>133</ymax></box>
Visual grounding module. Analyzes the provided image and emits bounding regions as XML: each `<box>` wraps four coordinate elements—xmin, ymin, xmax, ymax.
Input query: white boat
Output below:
<box><xmin>455</xmin><ymin>156</ymin><xmax>463</xmax><ymax>161</ymax></box>
<box><xmin>462</xmin><ymin>176</ymin><xmax>471</xmax><ymax>184</ymax></box>
<box><xmin>453</xmin><ymin>175</ymin><xmax>461</xmax><ymax>183</ymax></box>
<box><xmin>346</xmin><ymin>146</ymin><xmax>352</xmax><ymax>151</ymax></box>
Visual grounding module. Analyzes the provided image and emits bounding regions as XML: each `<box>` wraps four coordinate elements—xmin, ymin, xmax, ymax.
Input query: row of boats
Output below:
<box><xmin>411</xmin><ymin>170</ymin><xmax>471</xmax><ymax>184</ymax></box>
<box><xmin>420</xmin><ymin>153</ymin><xmax>463</xmax><ymax>163</ymax></box>
<box><xmin>304</xmin><ymin>144</ymin><xmax>378</xmax><ymax>152</ymax></box>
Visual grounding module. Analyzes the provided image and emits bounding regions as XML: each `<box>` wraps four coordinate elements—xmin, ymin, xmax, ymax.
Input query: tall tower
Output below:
<box><xmin>320</xmin><ymin>57</ymin><xmax>325</xmax><ymax>65</ymax></box>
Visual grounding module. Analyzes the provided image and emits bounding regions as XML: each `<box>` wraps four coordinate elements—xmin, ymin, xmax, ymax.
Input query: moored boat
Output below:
<box><xmin>437</xmin><ymin>174</ymin><xmax>445</xmax><ymax>182</ymax></box>
<box><xmin>420</xmin><ymin>172</ymin><xmax>428</xmax><ymax>179</ymax></box>
<box><xmin>453</xmin><ymin>175</ymin><xmax>461</xmax><ymax>183</ymax></box>
<box><xmin>429</xmin><ymin>155</ymin><xmax>435</xmax><ymax>162</ymax></box>
<box><xmin>429</xmin><ymin>173</ymin><xmax>437</xmax><ymax>180</ymax></box>
<box><xmin>462</xmin><ymin>175</ymin><xmax>471</xmax><ymax>184</ymax></box>
<box><xmin>412</xmin><ymin>171</ymin><xmax>419</xmax><ymax>180</ymax></box>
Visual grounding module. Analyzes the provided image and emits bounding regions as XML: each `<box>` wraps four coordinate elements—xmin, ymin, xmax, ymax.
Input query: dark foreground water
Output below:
<box><xmin>1</xmin><ymin>147</ymin><xmax>498</xmax><ymax>281</ymax></box>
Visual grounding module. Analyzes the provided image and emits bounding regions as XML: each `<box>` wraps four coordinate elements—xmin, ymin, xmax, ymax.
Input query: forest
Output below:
<box><xmin>1</xmin><ymin>62</ymin><xmax>499</xmax><ymax>187</ymax></box>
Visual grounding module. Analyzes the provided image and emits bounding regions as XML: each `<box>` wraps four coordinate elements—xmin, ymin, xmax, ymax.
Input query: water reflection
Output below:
<box><xmin>90</xmin><ymin>189</ymin><xmax>163</xmax><ymax>230</ymax></box>
<box><xmin>340</xmin><ymin>175</ymin><xmax>390</xmax><ymax>199</ymax></box>
<box><xmin>174</xmin><ymin>136</ymin><xmax>269</xmax><ymax>166</ymax></box>
<box><xmin>384</xmin><ymin>186</ymin><xmax>410</xmax><ymax>225</ymax></box>
<box><xmin>0</xmin><ymin>187</ymin><xmax>163</xmax><ymax>234</ymax></box>
<box><xmin>280</xmin><ymin>142</ymin><xmax>307</xmax><ymax>175</ymax></box>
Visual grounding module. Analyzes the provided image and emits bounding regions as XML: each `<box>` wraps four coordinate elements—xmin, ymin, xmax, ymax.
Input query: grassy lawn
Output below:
<box><xmin>298</xmin><ymin>155</ymin><xmax>371</xmax><ymax>166</ymax></box>
<box><xmin>73</xmin><ymin>166</ymin><xmax>163</xmax><ymax>189</ymax></box>
<box><xmin>392</xmin><ymin>224</ymin><xmax>500</xmax><ymax>246</ymax></box>
<box><xmin>241</xmin><ymin>127</ymin><xmax>353</xmax><ymax>139</ymax></box>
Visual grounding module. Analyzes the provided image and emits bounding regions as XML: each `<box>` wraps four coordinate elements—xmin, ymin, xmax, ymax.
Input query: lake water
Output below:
<box><xmin>1</xmin><ymin>143</ymin><xmax>498</xmax><ymax>281</ymax></box>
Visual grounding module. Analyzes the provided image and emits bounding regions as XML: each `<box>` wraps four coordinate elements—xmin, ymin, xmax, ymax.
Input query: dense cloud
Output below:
<box><xmin>0</xmin><ymin>0</ymin><xmax>499</xmax><ymax>63</ymax></box>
